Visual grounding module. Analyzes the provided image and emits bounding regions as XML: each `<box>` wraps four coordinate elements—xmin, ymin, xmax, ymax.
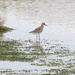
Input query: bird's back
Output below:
<box><xmin>29</xmin><ymin>26</ymin><xmax>43</xmax><ymax>34</ymax></box>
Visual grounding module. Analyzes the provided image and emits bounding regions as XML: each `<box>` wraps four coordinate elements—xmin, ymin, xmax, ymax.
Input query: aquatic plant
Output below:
<box><xmin>0</xmin><ymin>15</ymin><xmax>6</xmax><ymax>30</ymax></box>
<box><xmin>0</xmin><ymin>15</ymin><xmax>13</xmax><ymax>33</ymax></box>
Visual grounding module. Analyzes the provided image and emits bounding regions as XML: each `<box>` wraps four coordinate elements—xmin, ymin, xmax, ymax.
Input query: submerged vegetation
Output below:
<box><xmin>0</xmin><ymin>39</ymin><xmax>75</xmax><ymax>75</ymax></box>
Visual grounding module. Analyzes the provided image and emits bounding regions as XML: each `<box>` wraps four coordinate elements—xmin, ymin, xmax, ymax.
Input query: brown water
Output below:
<box><xmin>0</xmin><ymin>0</ymin><xmax>75</xmax><ymax>75</ymax></box>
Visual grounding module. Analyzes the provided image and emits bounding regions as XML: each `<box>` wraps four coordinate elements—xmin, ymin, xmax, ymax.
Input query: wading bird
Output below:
<box><xmin>29</xmin><ymin>22</ymin><xmax>47</xmax><ymax>42</ymax></box>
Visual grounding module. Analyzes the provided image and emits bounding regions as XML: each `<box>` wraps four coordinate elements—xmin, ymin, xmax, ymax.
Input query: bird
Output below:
<box><xmin>29</xmin><ymin>22</ymin><xmax>47</xmax><ymax>42</ymax></box>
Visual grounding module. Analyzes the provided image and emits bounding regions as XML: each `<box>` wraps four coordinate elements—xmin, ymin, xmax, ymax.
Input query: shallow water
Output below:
<box><xmin>0</xmin><ymin>0</ymin><xmax>75</xmax><ymax>75</ymax></box>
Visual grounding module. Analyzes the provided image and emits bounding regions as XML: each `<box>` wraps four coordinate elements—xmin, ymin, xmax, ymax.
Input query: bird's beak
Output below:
<box><xmin>45</xmin><ymin>24</ymin><xmax>47</xmax><ymax>26</ymax></box>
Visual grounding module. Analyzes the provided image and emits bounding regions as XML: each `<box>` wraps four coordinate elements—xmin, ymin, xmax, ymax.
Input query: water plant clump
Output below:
<box><xmin>0</xmin><ymin>15</ymin><xmax>13</xmax><ymax>33</ymax></box>
<box><xmin>0</xmin><ymin>15</ymin><xmax>5</xmax><ymax>30</ymax></box>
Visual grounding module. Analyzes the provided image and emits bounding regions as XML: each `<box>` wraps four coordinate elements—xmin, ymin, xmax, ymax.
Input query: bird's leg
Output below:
<box><xmin>36</xmin><ymin>34</ymin><xmax>40</xmax><ymax>44</ymax></box>
<box><xmin>39</xmin><ymin>34</ymin><xmax>40</xmax><ymax>42</ymax></box>
<box><xmin>36</xmin><ymin>35</ymin><xmax>37</xmax><ymax>42</ymax></box>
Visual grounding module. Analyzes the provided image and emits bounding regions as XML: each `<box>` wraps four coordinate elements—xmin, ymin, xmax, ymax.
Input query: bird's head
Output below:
<box><xmin>41</xmin><ymin>22</ymin><xmax>47</xmax><ymax>26</ymax></box>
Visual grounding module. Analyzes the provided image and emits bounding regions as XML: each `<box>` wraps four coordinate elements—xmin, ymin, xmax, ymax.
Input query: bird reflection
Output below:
<box><xmin>30</xmin><ymin>44</ymin><xmax>43</xmax><ymax>50</ymax></box>
<box><xmin>29</xmin><ymin>41</ymin><xmax>44</xmax><ymax>54</ymax></box>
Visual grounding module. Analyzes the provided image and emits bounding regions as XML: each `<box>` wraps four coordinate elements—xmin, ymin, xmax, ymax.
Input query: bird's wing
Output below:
<box><xmin>29</xmin><ymin>27</ymin><xmax>41</xmax><ymax>33</ymax></box>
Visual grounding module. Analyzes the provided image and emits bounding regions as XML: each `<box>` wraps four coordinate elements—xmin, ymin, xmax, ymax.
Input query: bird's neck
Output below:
<box><xmin>41</xmin><ymin>25</ymin><xmax>44</xmax><ymax>28</ymax></box>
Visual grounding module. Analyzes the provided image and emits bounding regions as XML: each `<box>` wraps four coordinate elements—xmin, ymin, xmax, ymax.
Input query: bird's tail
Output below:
<box><xmin>29</xmin><ymin>31</ymin><xmax>32</xmax><ymax>33</ymax></box>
